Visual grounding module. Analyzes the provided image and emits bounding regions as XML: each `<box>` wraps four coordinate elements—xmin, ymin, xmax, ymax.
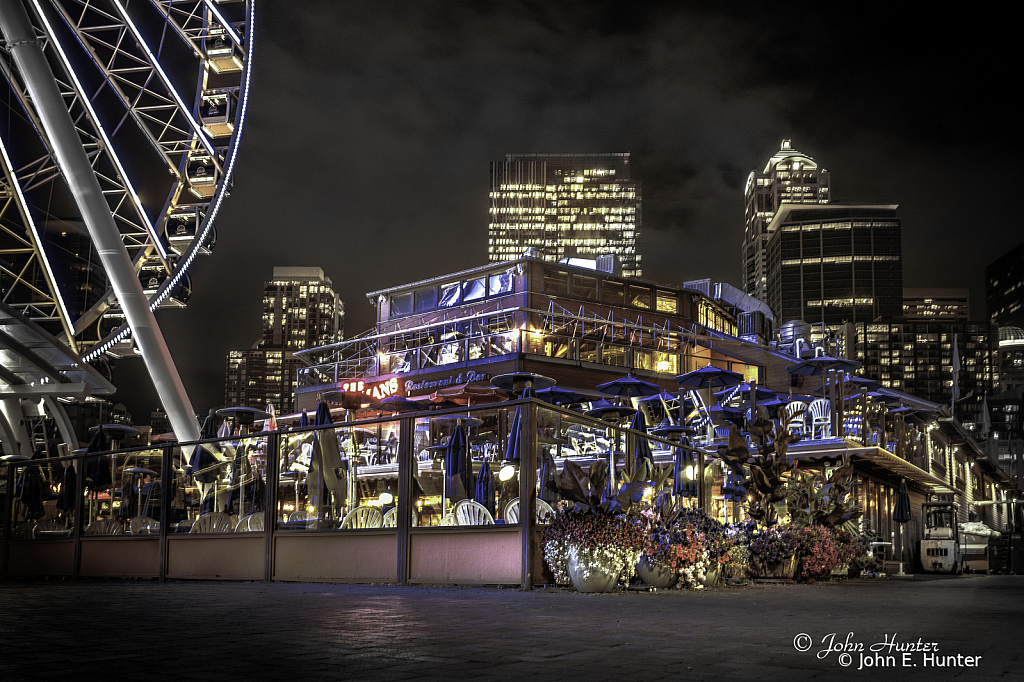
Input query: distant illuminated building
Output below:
<box><xmin>488</xmin><ymin>153</ymin><xmax>641</xmax><ymax>277</ymax></box>
<box><xmin>225</xmin><ymin>267</ymin><xmax>343</xmax><ymax>413</ymax></box>
<box><xmin>765</xmin><ymin>204</ymin><xmax>903</xmax><ymax>326</ymax></box>
<box><xmin>986</xmin><ymin>242</ymin><xmax>1024</xmax><ymax>328</ymax></box>
<box><xmin>903</xmin><ymin>288</ymin><xmax>970</xmax><ymax>322</ymax></box>
<box><xmin>742</xmin><ymin>140</ymin><xmax>830</xmax><ymax>301</ymax></box>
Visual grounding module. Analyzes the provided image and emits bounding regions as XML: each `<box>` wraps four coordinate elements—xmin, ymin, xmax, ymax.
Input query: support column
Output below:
<box><xmin>0</xmin><ymin>1</ymin><xmax>199</xmax><ymax>444</ymax></box>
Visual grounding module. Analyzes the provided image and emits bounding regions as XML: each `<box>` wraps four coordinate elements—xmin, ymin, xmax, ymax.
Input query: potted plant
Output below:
<box><xmin>541</xmin><ymin>460</ymin><xmax>647</xmax><ymax>592</ymax></box>
<box><xmin>741</xmin><ymin>523</ymin><xmax>799</xmax><ymax>578</ymax></box>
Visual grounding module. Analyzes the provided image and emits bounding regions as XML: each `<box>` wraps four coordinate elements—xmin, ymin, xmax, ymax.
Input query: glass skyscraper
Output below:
<box><xmin>742</xmin><ymin>140</ymin><xmax>830</xmax><ymax>301</ymax></box>
<box><xmin>488</xmin><ymin>153</ymin><xmax>641</xmax><ymax>277</ymax></box>
<box><xmin>765</xmin><ymin>204</ymin><xmax>903</xmax><ymax>326</ymax></box>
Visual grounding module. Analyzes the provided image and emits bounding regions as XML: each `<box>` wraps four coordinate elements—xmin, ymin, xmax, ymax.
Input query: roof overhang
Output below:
<box><xmin>788</xmin><ymin>438</ymin><xmax>955</xmax><ymax>494</ymax></box>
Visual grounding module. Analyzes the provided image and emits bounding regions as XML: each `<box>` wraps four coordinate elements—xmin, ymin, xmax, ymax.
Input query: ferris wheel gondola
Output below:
<box><xmin>0</xmin><ymin>0</ymin><xmax>254</xmax><ymax>358</ymax></box>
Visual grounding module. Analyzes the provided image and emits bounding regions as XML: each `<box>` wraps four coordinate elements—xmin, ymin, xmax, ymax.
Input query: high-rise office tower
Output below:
<box><xmin>903</xmin><ymin>288</ymin><xmax>970</xmax><ymax>322</ymax></box>
<box><xmin>488</xmin><ymin>153</ymin><xmax>641</xmax><ymax>277</ymax></box>
<box><xmin>765</xmin><ymin>204</ymin><xmax>903</xmax><ymax>326</ymax></box>
<box><xmin>986</xmin><ymin>243</ymin><xmax>1024</xmax><ymax>329</ymax></box>
<box><xmin>225</xmin><ymin>267</ymin><xmax>344</xmax><ymax>413</ymax></box>
<box><xmin>742</xmin><ymin>140</ymin><xmax>830</xmax><ymax>301</ymax></box>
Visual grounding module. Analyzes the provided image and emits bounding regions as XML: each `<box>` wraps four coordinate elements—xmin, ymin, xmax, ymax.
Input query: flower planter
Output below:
<box><xmin>751</xmin><ymin>555</ymin><xmax>796</xmax><ymax>579</ymax></box>
<box><xmin>703</xmin><ymin>564</ymin><xmax>721</xmax><ymax>588</ymax></box>
<box><xmin>636</xmin><ymin>556</ymin><xmax>677</xmax><ymax>588</ymax></box>
<box><xmin>567</xmin><ymin>548</ymin><xmax>619</xmax><ymax>593</ymax></box>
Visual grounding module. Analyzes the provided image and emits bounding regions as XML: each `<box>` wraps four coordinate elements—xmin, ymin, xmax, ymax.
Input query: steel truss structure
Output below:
<box><xmin>0</xmin><ymin>0</ymin><xmax>253</xmax><ymax>358</ymax></box>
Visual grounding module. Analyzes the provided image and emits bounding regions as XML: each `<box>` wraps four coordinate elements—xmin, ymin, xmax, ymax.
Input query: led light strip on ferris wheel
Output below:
<box><xmin>83</xmin><ymin>0</ymin><xmax>255</xmax><ymax>362</ymax></box>
<box><xmin>29</xmin><ymin>0</ymin><xmax>166</xmax><ymax>259</ymax></box>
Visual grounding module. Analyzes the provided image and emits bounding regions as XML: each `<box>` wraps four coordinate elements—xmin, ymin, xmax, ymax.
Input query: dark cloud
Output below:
<box><xmin>113</xmin><ymin>1</ymin><xmax>1021</xmax><ymax>422</ymax></box>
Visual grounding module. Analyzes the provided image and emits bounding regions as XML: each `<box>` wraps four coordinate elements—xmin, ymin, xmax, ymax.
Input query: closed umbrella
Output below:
<box><xmin>893</xmin><ymin>479</ymin><xmax>912</xmax><ymax>570</ymax></box>
<box><xmin>308</xmin><ymin>401</ymin><xmax>345</xmax><ymax>518</ymax></box>
<box><xmin>505</xmin><ymin>403</ymin><xmax>524</xmax><ymax>464</ymax></box>
<box><xmin>298</xmin><ymin>410</ymin><xmax>309</xmax><ymax>428</ymax></box>
<box><xmin>474</xmin><ymin>460</ymin><xmax>495</xmax><ymax>517</ymax></box>
<box><xmin>722</xmin><ymin>467</ymin><xmax>745</xmax><ymax>501</ymax></box>
<box><xmin>628</xmin><ymin>410</ymin><xmax>654</xmax><ymax>478</ymax></box>
<box><xmin>84</xmin><ymin>426</ymin><xmax>111</xmax><ymax>491</ymax></box>
<box><xmin>187</xmin><ymin>411</ymin><xmax>220</xmax><ymax>480</ymax></box>
<box><xmin>445</xmin><ymin>423</ymin><xmax>469</xmax><ymax>502</ymax></box>
<box><xmin>538</xmin><ymin>456</ymin><xmax>557</xmax><ymax>503</ymax></box>
<box><xmin>672</xmin><ymin>434</ymin><xmax>697</xmax><ymax>498</ymax></box>
<box><xmin>55</xmin><ymin>461</ymin><xmax>77</xmax><ymax>513</ymax></box>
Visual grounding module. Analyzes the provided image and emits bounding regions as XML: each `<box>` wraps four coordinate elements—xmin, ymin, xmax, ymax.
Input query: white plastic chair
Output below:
<box><xmin>130</xmin><ymin>516</ymin><xmax>159</xmax><ymax>535</ymax></box>
<box><xmin>782</xmin><ymin>401</ymin><xmax>808</xmax><ymax>436</ymax></box>
<box><xmin>453</xmin><ymin>500</ymin><xmax>494</xmax><ymax>525</ymax></box>
<box><xmin>505</xmin><ymin>497</ymin><xmax>556</xmax><ymax>523</ymax></box>
<box><xmin>190</xmin><ymin>512</ymin><xmax>232</xmax><ymax>533</ymax></box>
<box><xmin>439</xmin><ymin>513</ymin><xmax>456</xmax><ymax>526</ymax></box>
<box><xmin>84</xmin><ymin>519</ymin><xmax>124</xmax><ymax>536</ymax></box>
<box><xmin>246</xmin><ymin>512</ymin><xmax>265</xmax><ymax>532</ymax></box>
<box><xmin>234</xmin><ymin>514</ymin><xmax>251</xmax><ymax>532</ymax></box>
<box><xmin>807</xmin><ymin>399</ymin><xmax>831</xmax><ymax>439</ymax></box>
<box><xmin>382</xmin><ymin>508</ymin><xmax>397</xmax><ymax>527</ymax></box>
<box><xmin>341</xmin><ymin>506</ymin><xmax>383</xmax><ymax>529</ymax></box>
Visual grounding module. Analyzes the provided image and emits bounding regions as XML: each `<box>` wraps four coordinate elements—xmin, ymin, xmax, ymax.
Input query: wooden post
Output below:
<box><xmin>396</xmin><ymin>417</ymin><xmax>413</xmax><ymax>585</ymax></box>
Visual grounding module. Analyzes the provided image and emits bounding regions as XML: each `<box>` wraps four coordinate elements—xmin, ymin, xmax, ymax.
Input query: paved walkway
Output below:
<box><xmin>1</xmin><ymin>575</ymin><xmax>1021</xmax><ymax>681</ymax></box>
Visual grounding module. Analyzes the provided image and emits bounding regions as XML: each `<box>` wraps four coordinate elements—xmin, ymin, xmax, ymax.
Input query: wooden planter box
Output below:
<box><xmin>751</xmin><ymin>555</ymin><xmax>796</xmax><ymax>579</ymax></box>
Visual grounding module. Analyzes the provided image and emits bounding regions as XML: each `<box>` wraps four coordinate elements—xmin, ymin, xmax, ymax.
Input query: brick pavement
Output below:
<box><xmin>0</xmin><ymin>575</ymin><xmax>1021</xmax><ymax>681</ymax></box>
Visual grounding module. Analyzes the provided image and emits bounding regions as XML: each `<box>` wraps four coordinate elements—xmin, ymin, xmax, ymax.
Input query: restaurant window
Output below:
<box><xmin>602</xmin><ymin>280</ymin><xmax>625</xmax><ymax>306</ymax></box>
<box><xmin>653</xmin><ymin>351</ymin><xmax>678</xmax><ymax>374</ymax></box>
<box><xmin>390</xmin><ymin>292</ymin><xmax>412</xmax><ymax>317</ymax></box>
<box><xmin>573</xmin><ymin>274</ymin><xmax>598</xmax><ymax>300</ymax></box>
<box><xmin>488</xmin><ymin>272</ymin><xmax>514</xmax><ymax>296</ymax></box>
<box><xmin>439</xmin><ymin>282</ymin><xmax>460</xmax><ymax>307</ymax></box>
<box><xmin>414</xmin><ymin>287</ymin><xmax>436</xmax><ymax>312</ymax></box>
<box><xmin>544</xmin><ymin>269</ymin><xmax>569</xmax><ymax>295</ymax></box>
<box><xmin>656</xmin><ymin>291</ymin><xmax>678</xmax><ymax>314</ymax></box>
<box><xmin>463</xmin><ymin>277</ymin><xmax>486</xmax><ymax>302</ymax></box>
<box><xmin>602</xmin><ymin>345</ymin><xmax>628</xmax><ymax>367</ymax></box>
<box><xmin>629</xmin><ymin>285</ymin><xmax>651</xmax><ymax>309</ymax></box>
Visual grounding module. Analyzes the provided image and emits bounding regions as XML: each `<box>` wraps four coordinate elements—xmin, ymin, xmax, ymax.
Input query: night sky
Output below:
<box><xmin>114</xmin><ymin>1</ymin><xmax>1022</xmax><ymax>423</ymax></box>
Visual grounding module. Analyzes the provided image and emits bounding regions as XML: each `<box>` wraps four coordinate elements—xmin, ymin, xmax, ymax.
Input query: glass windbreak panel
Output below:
<box><xmin>176</xmin><ymin>435</ymin><xmax>264</xmax><ymax>534</ymax></box>
<box><xmin>420</xmin><ymin>339</ymin><xmax>463</xmax><ymax>368</ymax></box>
<box><xmin>602</xmin><ymin>280</ymin><xmax>625</xmax><ymax>305</ymax></box>
<box><xmin>438</xmin><ymin>282</ymin><xmax>461</xmax><ymax>307</ymax></box>
<box><xmin>656</xmin><ymin>291</ymin><xmax>678</xmax><ymax>314</ymax></box>
<box><xmin>391</xmin><ymin>292</ymin><xmax>413</xmax><ymax>317</ymax></box>
<box><xmin>75</xmin><ymin>449</ymin><xmax>165</xmax><ymax>537</ymax></box>
<box><xmin>634</xmin><ymin>349</ymin><xmax>653</xmax><ymax>371</ymax></box>
<box><xmin>653</xmin><ymin>351</ymin><xmax>679</xmax><ymax>374</ymax></box>
<box><xmin>414</xmin><ymin>287</ymin><xmax>437</xmax><ymax>312</ymax></box>
<box><xmin>462</xmin><ymin>277</ymin><xmax>486</xmax><ymax>302</ymax></box>
<box><xmin>579</xmin><ymin>340</ymin><xmax>599</xmax><ymax>363</ymax></box>
<box><xmin>489</xmin><ymin>272</ymin><xmax>513</xmax><ymax>296</ymax></box>
<box><xmin>414</xmin><ymin>407</ymin><xmax>508</xmax><ymax>526</ymax></box>
<box><xmin>347</xmin><ymin>420</ymin><xmax>401</xmax><ymax>528</ymax></box>
<box><xmin>573</xmin><ymin>274</ymin><xmax>598</xmax><ymax>300</ymax></box>
<box><xmin>9</xmin><ymin>455</ymin><xmax>76</xmax><ymax>540</ymax></box>
<box><xmin>543</xmin><ymin>269</ymin><xmax>569</xmax><ymax>295</ymax></box>
<box><xmin>602</xmin><ymin>345</ymin><xmax>628</xmax><ymax>367</ymax></box>
<box><xmin>629</xmin><ymin>285</ymin><xmax>652</xmax><ymax>309</ymax></box>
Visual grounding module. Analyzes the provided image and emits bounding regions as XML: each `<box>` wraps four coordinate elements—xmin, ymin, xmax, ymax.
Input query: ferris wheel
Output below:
<box><xmin>0</xmin><ymin>0</ymin><xmax>254</xmax><ymax>360</ymax></box>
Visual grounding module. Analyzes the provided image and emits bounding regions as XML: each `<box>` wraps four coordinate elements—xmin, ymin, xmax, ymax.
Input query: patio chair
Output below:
<box><xmin>503</xmin><ymin>497</ymin><xmax>555</xmax><ymax>524</ymax></box>
<box><xmin>234</xmin><ymin>514</ymin><xmax>252</xmax><ymax>532</ymax></box>
<box><xmin>175</xmin><ymin>519</ymin><xmax>194</xmax><ymax>533</ymax></box>
<box><xmin>382</xmin><ymin>508</ymin><xmax>396</xmax><ymax>527</ymax></box>
<box><xmin>129</xmin><ymin>516</ymin><xmax>159</xmax><ymax>535</ymax></box>
<box><xmin>189</xmin><ymin>512</ymin><xmax>232</xmax><ymax>533</ymax></box>
<box><xmin>84</xmin><ymin>518</ymin><xmax>124</xmax><ymax>536</ymax></box>
<box><xmin>453</xmin><ymin>499</ymin><xmax>494</xmax><ymax>526</ymax></box>
<box><xmin>781</xmin><ymin>401</ymin><xmax>808</xmax><ymax>436</ymax></box>
<box><xmin>341</xmin><ymin>505</ymin><xmax>383</xmax><ymax>529</ymax></box>
<box><xmin>807</xmin><ymin>399</ymin><xmax>831</xmax><ymax>439</ymax></box>
<box><xmin>32</xmin><ymin>521</ymin><xmax>71</xmax><ymax>538</ymax></box>
<box><xmin>438</xmin><ymin>513</ymin><xmax>456</xmax><ymax>526</ymax></box>
<box><xmin>246</xmin><ymin>512</ymin><xmax>265</xmax><ymax>532</ymax></box>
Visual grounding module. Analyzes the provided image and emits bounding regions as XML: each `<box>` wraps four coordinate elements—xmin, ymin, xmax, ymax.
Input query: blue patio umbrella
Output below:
<box><xmin>722</xmin><ymin>468</ymin><xmax>745</xmax><ymax>501</ymax></box>
<box><xmin>597</xmin><ymin>373</ymin><xmax>662</xmax><ymax>400</ymax></box>
<box><xmin>534</xmin><ymin>386</ymin><xmax>587</xmax><ymax>406</ymax></box>
<box><xmin>672</xmin><ymin>435</ymin><xmax>697</xmax><ymax>498</ymax></box>
<box><xmin>893</xmin><ymin>480</ymin><xmax>912</xmax><ymax>524</ymax></box>
<box><xmin>505</xmin><ymin>403</ymin><xmax>525</xmax><ymax>463</ymax></box>
<box><xmin>445</xmin><ymin>423</ymin><xmax>469</xmax><ymax>500</ymax></box>
<box><xmin>628</xmin><ymin>410</ymin><xmax>654</xmax><ymax>477</ymax></box>
<box><xmin>714</xmin><ymin>382</ymin><xmax>777</xmax><ymax>403</ymax></box>
<box><xmin>55</xmin><ymin>461</ymin><xmax>77</xmax><ymax>512</ymax></box>
<box><xmin>675</xmin><ymin>365</ymin><xmax>744</xmax><ymax>390</ymax></box>
<box><xmin>474</xmin><ymin>460</ymin><xmax>495</xmax><ymax>516</ymax></box>
<box><xmin>83</xmin><ymin>426</ymin><xmax>112</xmax><ymax>492</ymax></box>
<box><xmin>786</xmin><ymin>356</ymin><xmax>862</xmax><ymax>377</ymax></box>
<box><xmin>298</xmin><ymin>410</ymin><xmax>309</xmax><ymax>428</ymax></box>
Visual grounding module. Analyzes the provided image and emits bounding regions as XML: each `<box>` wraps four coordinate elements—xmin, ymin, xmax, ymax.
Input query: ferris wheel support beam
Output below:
<box><xmin>0</xmin><ymin>0</ymin><xmax>200</xmax><ymax>444</ymax></box>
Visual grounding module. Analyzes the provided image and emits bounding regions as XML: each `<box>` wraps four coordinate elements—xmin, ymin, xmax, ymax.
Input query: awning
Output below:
<box><xmin>787</xmin><ymin>438</ymin><xmax>954</xmax><ymax>494</ymax></box>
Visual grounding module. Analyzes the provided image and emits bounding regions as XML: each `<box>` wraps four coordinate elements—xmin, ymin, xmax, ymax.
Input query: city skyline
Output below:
<box><xmin>109</xmin><ymin>2</ymin><xmax>1020</xmax><ymax>421</ymax></box>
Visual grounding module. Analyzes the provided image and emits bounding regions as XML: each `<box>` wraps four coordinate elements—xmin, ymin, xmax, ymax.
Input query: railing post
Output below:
<box><xmin>1</xmin><ymin>463</ymin><xmax>14</xmax><ymax>580</ymax></box>
<box><xmin>159</xmin><ymin>443</ymin><xmax>172</xmax><ymax>581</ymax></box>
<box><xmin>521</xmin><ymin>400</ymin><xmax>536</xmax><ymax>589</ymax></box>
<box><xmin>396</xmin><ymin>417</ymin><xmax>412</xmax><ymax>585</ymax></box>
<box><xmin>264</xmin><ymin>431</ymin><xmax>279</xmax><ymax>583</ymax></box>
